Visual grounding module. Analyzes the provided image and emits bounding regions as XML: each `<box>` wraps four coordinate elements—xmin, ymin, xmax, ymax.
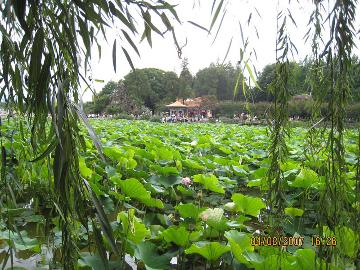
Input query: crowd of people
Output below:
<box><xmin>86</xmin><ymin>111</ymin><xmax>306</xmax><ymax>123</ymax></box>
<box><xmin>161</xmin><ymin>111</ymin><xmax>210</xmax><ymax>123</ymax></box>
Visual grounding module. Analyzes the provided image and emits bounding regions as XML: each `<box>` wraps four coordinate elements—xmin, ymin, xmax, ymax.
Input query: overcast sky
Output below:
<box><xmin>82</xmin><ymin>0</ymin><xmax>360</xmax><ymax>101</ymax></box>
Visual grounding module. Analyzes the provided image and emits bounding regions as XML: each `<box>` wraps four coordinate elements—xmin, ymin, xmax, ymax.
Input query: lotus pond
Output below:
<box><xmin>0</xmin><ymin>119</ymin><xmax>359</xmax><ymax>269</ymax></box>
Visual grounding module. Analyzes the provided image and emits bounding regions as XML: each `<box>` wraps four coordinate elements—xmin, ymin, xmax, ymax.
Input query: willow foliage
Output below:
<box><xmin>0</xmin><ymin>0</ymin><xmax>182</xmax><ymax>268</ymax></box>
<box><xmin>265</xmin><ymin>0</ymin><xmax>360</xmax><ymax>267</ymax></box>
<box><xmin>0</xmin><ymin>0</ymin><xmax>360</xmax><ymax>269</ymax></box>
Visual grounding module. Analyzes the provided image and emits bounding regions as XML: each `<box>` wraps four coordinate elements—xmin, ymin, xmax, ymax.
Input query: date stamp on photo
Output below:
<box><xmin>251</xmin><ymin>236</ymin><xmax>305</xmax><ymax>247</ymax></box>
<box><xmin>311</xmin><ymin>236</ymin><xmax>337</xmax><ymax>247</ymax></box>
<box><xmin>250</xmin><ymin>235</ymin><xmax>337</xmax><ymax>247</ymax></box>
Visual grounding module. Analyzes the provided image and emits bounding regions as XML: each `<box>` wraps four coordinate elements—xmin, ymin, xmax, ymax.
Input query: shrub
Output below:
<box><xmin>249</xmin><ymin>102</ymin><xmax>273</xmax><ymax>118</ymax></box>
<box><xmin>288</xmin><ymin>100</ymin><xmax>313</xmax><ymax>119</ymax></box>
<box><xmin>149</xmin><ymin>115</ymin><xmax>162</xmax><ymax>122</ymax></box>
<box><xmin>215</xmin><ymin>102</ymin><xmax>245</xmax><ymax>117</ymax></box>
<box><xmin>218</xmin><ymin>117</ymin><xmax>238</xmax><ymax>124</ymax></box>
<box><xmin>105</xmin><ymin>104</ymin><xmax>122</xmax><ymax>115</ymax></box>
<box><xmin>346</xmin><ymin>103</ymin><xmax>360</xmax><ymax>121</ymax></box>
<box><xmin>139</xmin><ymin>114</ymin><xmax>151</xmax><ymax>120</ymax></box>
<box><xmin>214</xmin><ymin>100</ymin><xmax>360</xmax><ymax>122</ymax></box>
<box><xmin>215</xmin><ymin>101</ymin><xmax>272</xmax><ymax>118</ymax></box>
<box><xmin>115</xmin><ymin>113</ymin><xmax>135</xmax><ymax>120</ymax></box>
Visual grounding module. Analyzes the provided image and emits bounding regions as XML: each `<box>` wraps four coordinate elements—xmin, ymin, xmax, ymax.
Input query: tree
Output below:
<box><xmin>193</xmin><ymin>62</ymin><xmax>245</xmax><ymax>101</ymax></box>
<box><xmin>0</xmin><ymin>1</ymin><xmax>182</xmax><ymax>268</ymax></box>
<box><xmin>108</xmin><ymin>81</ymin><xmax>138</xmax><ymax>114</ymax></box>
<box><xmin>349</xmin><ymin>56</ymin><xmax>360</xmax><ymax>103</ymax></box>
<box><xmin>92</xmin><ymin>81</ymin><xmax>117</xmax><ymax>114</ymax></box>
<box><xmin>255</xmin><ymin>61</ymin><xmax>310</xmax><ymax>102</ymax></box>
<box><xmin>163</xmin><ymin>71</ymin><xmax>182</xmax><ymax>100</ymax></box>
<box><xmin>178</xmin><ymin>58</ymin><xmax>194</xmax><ymax>99</ymax></box>
<box><xmin>124</xmin><ymin>68</ymin><xmax>182</xmax><ymax>112</ymax></box>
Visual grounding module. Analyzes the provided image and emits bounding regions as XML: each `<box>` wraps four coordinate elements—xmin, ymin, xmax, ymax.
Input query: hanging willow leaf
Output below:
<box><xmin>161</xmin><ymin>2</ymin><xmax>180</xmax><ymax>23</ymax></box>
<box><xmin>125</xmin><ymin>7</ymin><xmax>138</xmax><ymax>33</ymax></box>
<box><xmin>29</xmin><ymin>28</ymin><xmax>44</xmax><ymax>91</ymax></box>
<box><xmin>245</xmin><ymin>61</ymin><xmax>261</xmax><ymax>89</ymax></box>
<box><xmin>247</xmin><ymin>13</ymin><xmax>252</xmax><ymax>26</ymax></box>
<box><xmin>31</xmin><ymin>137</ymin><xmax>58</xmax><ymax>162</ymax></box>
<box><xmin>1</xmin><ymin>146</ymin><xmax>6</xmax><ymax>181</ymax></box>
<box><xmin>77</xmin><ymin>16</ymin><xmax>91</xmax><ymax>53</ymax></box>
<box><xmin>187</xmin><ymin>21</ymin><xmax>209</xmax><ymax>33</ymax></box>
<box><xmin>83</xmin><ymin>179</ymin><xmax>120</xmax><ymax>257</ymax></box>
<box><xmin>211</xmin><ymin>0</ymin><xmax>217</xmax><ymax>14</ymax></box>
<box><xmin>93</xmin><ymin>0</ymin><xmax>109</xmax><ymax>15</ymax></box>
<box><xmin>122</xmin><ymin>47</ymin><xmax>135</xmax><ymax>71</ymax></box>
<box><xmin>36</xmin><ymin>53</ymin><xmax>52</xmax><ymax>109</ymax></box>
<box><xmin>13</xmin><ymin>66</ymin><xmax>23</xmax><ymax>112</ymax></box>
<box><xmin>233</xmin><ymin>68</ymin><xmax>244</xmax><ymax>98</ymax></box>
<box><xmin>92</xmin><ymin>220</ymin><xmax>110</xmax><ymax>270</ymax></box>
<box><xmin>239</xmin><ymin>22</ymin><xmax>245</xmax><ymax>47</ymax></box>
<box><xmin>287</xmin><ymin>8</ymin><xmax>297</xmax><ymax>27</ymax></box>
<box><xmin>112</xmin><ymin>39</ymin><xmax>116</xmax><ymax>73</ymax></box>
<box><xmin>222</xmin><ymin>37</ymin><xmax>233</xmax><ymax>64</ymax></box>
<box><xmin>12</xmin><ymin>0</ymin><xmax>30</xmax><ymax>35</ymax></box>
<box><xmin>109</xmin><ymin>2</ymin><xmax>135</xmax><ymax>33</ymax></box>
<box><xmin>255</xmin><ymin>7</ymin><xmax>262</xmax><ymax>18</ymax></box>
<box><xmin>142</xmin><ymin>11</ymin><xmax>163</xmax><ymax>37</ymax></box>
<box><xmin>73</xmin><ymin>103</ymin><xmax>105</xmax><ymax>161</ymax></box>
<box><xmin>209</xmin><ymin>0</ymin><xmax>224</xmax><ymax>31</ymax></box>
<box><xmin>160</xmin><ymin>12</ymin><xmax>173</xmax><ymax>31</ymax></box>
<box><xmin>74</xmin><ymin>0</ymin><xmax>110</xmax><ymax>27</ymax></box>
<box><xmin>121</xmin><ymin>30</ymin><xmax>140</xmax><ymax>57</ymax></box>
<box><xmin>141</xmin><ymin>23</ymin><xmax>152</xmax><ymax>47</ymax></box>
<box><xmin>211</xmin><ymin>10</ymin><xmax>227</xmax><ymax>45</ymax></box>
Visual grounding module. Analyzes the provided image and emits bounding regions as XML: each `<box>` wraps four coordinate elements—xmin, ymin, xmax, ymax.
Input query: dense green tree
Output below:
<box><xmin>193</xmin><ymin>66</ymin><xmax>218</xmax><ymax>97</ymax></box>
<box><xmin>124</xmin><ymin>69</ymin><xmax>153</xmax><ymax>109</ymax></box>
<box><xmin>109</xmin><ymin>81</ymin><xmax>138</xmax><ymax>114</ymax></box>
<box><xmin>255</xmin><ymin>61</ymin><xmax>310</xmax><ymax>102</ymax></box>
<box><xmin>124</xmin><ymin>68</ymin><xmax>182</xmax><ymax>112</ymax></box>
<box><xmin>91</xmin><ymin>81</ymin><xmax>118</xmax><ymax>114</ymax></box>
<box><xmin>178</xmin><ymin>58</ymin><xmax>194</xmax><ymax>99</ymax></box>
<box><xmin>193</xmin><ymin>63</ymin><xmax>245</xmax><ymax>101</ymax></box>
<box><xmin>163</xmin><ymin>71</ymin><xmax>182</xmax><ymax>100</ymax></box>
<box><xmin>349</xmin><ymin>56</ymin><xmax>360</xmax><ymax>103</ymax></box>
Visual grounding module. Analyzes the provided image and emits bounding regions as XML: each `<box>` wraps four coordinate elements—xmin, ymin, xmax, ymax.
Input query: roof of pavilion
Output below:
<box><xmin>165</xmin><ymin>100</ymin><xmax>188</xmax><ymax>108</ymax></box>
<box><xmin>166</xmin><ymin>97</ymin><xmax>211</xmax><ymax>108</ymax></box>
<box><xmin>183</xmin><ymin>97</ymin><xmax>205</xmax><ymax>108</ymax></box>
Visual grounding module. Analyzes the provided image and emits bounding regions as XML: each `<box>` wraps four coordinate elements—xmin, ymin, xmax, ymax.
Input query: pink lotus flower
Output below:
<box><xmin>181</xmin><ymin>177</ymin><xmax>192</xmax><ymax>186</ymax></box>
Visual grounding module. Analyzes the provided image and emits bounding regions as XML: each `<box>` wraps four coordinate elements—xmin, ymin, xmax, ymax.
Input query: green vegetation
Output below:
<box><xmin>85</xmin><ymin>57</ymin><xmax>360</xmax><ymax>117</ymax></box>
<box><xmin>1</xmin><ymin>0</ymin><xmax>360</xmax><ymax>269</ymax></box>
<box><xmin>1</xmin><ymin>119</ymin><xmax>359</xmax><ymax>269</ymax></box>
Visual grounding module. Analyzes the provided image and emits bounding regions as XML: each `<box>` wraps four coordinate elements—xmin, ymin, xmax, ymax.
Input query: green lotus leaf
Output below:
<box><xmin>231</xmin><ymin>193</ymin><xmax>266</xmax><ymax>217</ymax></box>
<box><xmin>175</xmin><ymin>203</ymin><xmax>206</xmax><ymax>219</ymax></box>
<box><xmin>224</xmin><ymin>230</ymin><xmax>254</xmax><ymax>264</ymax></box>
<box><xmin>290</xmin><ymin>168</ymin><xmax>318</xmax><ymax>188</ymax></box>
<box><xmin>103</xmin><ymin>146</ymin><xmax>123</xmax><ymax>160</ymax></box>
<box><xmin>284</xmin><ymin>207</ymin><xmax>304</xmax><ymax>217</ymax></box>
<box><xmin>118</xmin><ymin>178</ymin><xmax>151</xmax><ymax>200</ymax></box>
<box><xmin>182</xmin><ymin>159</ymin><xmax>206</xmax><ymax>170</ymax></box>
<box><xmin>148</xmin><ymin>175</ymin><xmax>182</xmax><ymax>188</ymax></box>
<box><xmin>134</xmin><ymin>241</ymin><xmax>177</xmax><ymax>270</ymax></box>
<box><xmin>150</xmin><ymin>165</ymin><xmax>179</xmax><ymax>175</ymax></box>
<box><xmin>117</xmin><ymin>211</ymin><xmax>150</xmax><ymax>244</ymax></box>
<box><xmin>79</xmin><ymin>157</ymin><xmax>92</xmax><ymax>178</ymax></box>
<box><xmin>293</xmin><ymin>249</ymin><xmax>316</xmax><ymax>270</ymax></box>
<box><xmin>185</xmin><ymin>242</ymin><xmax>230</xmax><ymax>261</ymax></box>
<box><xmin>193</xmin><ymin>174</ymin><xmax>225</xmax><ymax>194</ymax></box>
<box><xmin>161</xmin><ymin>226</ymin><xmax>190</xmax><ymax>246</ymax></box>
